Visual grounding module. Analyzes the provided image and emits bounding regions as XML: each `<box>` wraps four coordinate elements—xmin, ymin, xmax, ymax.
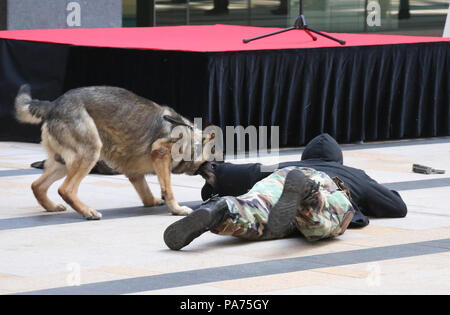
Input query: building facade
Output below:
<box><xmin>124</xmin><ymin>0</ymin><xmax>449</xmax><ymax>36</ymax></box>
<box><xmin>0</xmin><ymin>0</ymin><xmax>448</xmax><ymax>36</ymax></box>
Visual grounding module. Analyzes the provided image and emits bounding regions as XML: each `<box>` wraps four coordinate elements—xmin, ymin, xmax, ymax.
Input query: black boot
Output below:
<box><xmin>204</xmin><ymin>0</ymin><xmax>229</xmax><ymax>15</ymax></box>
<box><xmin>204</xmin><ymin>7</ymin><xmax>229</xmax><ymax>15</ymax></box>
<box><xmin>164</xmin><ymin>198</ymin><xmax>230</xmax><ymax>250</ymax></box>
<box><xmin>267</xmin><ymin>169</ymin><xmax>320</xmax><ymax>235</ymax></box>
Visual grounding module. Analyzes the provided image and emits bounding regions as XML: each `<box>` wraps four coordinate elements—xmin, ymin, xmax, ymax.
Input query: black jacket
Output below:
<box><xmin>201</xmin><ymin>134</ymin><xmax>408</xmax><ymax>228</ymax></box>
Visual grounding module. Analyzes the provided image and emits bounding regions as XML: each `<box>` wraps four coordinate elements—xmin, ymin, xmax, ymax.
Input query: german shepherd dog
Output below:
<box><xmin>15</xmin><ymin>85</ymin><xmax>216</xmax><ymax>219</ymax></box>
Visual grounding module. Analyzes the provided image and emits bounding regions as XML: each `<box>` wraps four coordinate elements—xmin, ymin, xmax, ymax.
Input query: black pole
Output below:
<box><xmin>399</xmin><ymin>0</ymin><xmax>411</xmax><ymax>19</ymax></box>
<box><xmin>186</xmin><ymin>0</ymin><xmax>190</xmax><ymax>25</ymax></box>
<box><xmin>364</xmin><ymin>0</ymin><xmax>368</xmax><ymax>32</ymax></box>
<box><xmin>0</xmin><ymin>0</ymin><xmax>7</xmax><ymax>30</ymax></box>
<box><xmin>243</xmin><ymin>27</ymin><xmax>295</xmax><ymax>43</ymax></box>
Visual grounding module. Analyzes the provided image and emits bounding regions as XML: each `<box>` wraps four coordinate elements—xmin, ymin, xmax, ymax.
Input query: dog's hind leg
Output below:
<box><xmin>128</xmin><ymin>175</ymin><xmax>164</xmax><ymax>207</ymax></box>
<box><xmin>58</xmin><ymin>156</ymin><xmax>102</xmax><ymax>220</ymax></box>
<box><xmin>42</xmin><ymin>105</ymin><xmax>103</xmax><ymax>220</ymax></box>
<box><xmin>151</xmin><ymin>139</ymin><xmax>192</xmax><ymax>216</ymax></box>
<box><xmin>32</xmin><ymin>158</ymin><xmax>67</xmax><ymax>212</ymax></box>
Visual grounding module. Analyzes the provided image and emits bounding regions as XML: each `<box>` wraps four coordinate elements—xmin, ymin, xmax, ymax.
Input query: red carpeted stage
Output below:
<box><xmin>1</xmin><ymin>24</ymin><xmax>449</xmax><ymax>51</ymax></box>
<box><xmin>0</xmin><ymin>25</ymin><xmax>449</xmax><ymax>145</ymax></box>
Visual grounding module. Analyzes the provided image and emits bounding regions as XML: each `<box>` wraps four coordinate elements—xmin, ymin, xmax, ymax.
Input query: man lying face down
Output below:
<box><xmin>163</xmin><ymin>133</ymin><xmax>408</xmax><ymax>250</ymax></box>
<box><xmin>199</xmin><ymin>133</ymin><xmax>408</xmax><ymax>227</ymax></box>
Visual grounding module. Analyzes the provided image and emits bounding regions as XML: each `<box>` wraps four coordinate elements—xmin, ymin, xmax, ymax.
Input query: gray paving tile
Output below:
<box><xmin>15</xmin><ymin>238</ymin><xmax>450</xmax><ymax>295</ymax></box>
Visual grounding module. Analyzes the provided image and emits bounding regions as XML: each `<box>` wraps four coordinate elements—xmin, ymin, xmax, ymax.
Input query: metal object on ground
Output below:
<box><xmin>412</xmin><ymin>164</ymin><xmax>446</xmax><ymax>175</ymax></box>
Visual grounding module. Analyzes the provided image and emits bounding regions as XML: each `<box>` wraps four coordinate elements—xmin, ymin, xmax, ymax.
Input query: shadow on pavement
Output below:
<box><xmin>0</xmin><ymin>201</ymin><xmax>203</xmax><ymax>231</ymax></box>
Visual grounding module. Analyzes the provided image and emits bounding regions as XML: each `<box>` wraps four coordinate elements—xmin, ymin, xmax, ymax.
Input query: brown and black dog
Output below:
<box><xmin>15</xmin><ymin>85</ymin><xmax>216</xmax><ymax>219</ymax></box>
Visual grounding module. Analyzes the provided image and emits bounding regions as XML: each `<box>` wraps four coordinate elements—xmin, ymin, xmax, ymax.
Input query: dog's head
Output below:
<box><xmin>164</xmin><ymin>115</ymin><xmax>222</xmax><ymax>176</ymax></box>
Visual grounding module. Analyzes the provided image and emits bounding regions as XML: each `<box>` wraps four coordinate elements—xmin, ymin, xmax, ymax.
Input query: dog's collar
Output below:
<box><xmin>163</xmin><ymin>115</ymin><xmax>193</xmax><ymax>130</ymax></box>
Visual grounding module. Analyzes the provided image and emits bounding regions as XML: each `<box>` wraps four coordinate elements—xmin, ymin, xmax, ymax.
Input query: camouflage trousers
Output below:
<box><xmin>211</xmin><ymin>167</ymin><xmax>355</xmax><ymax>241</ymax></box>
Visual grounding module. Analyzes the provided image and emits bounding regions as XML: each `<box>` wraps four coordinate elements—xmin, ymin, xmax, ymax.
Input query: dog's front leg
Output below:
<box><xmin>151</xmin><ymin>141</ymin><xmax>192</xmax><ymax>216</ymax></box>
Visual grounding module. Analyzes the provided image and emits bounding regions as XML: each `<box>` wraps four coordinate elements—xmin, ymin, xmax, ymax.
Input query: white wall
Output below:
<box><xmin>6</xmin><ymin>0</ymin><xmax>122</xmax><ymax>30</ymax></box>
<box><xmin>444</xmin><ymin>3</ymin><xmax>450</xmax><ymax>37</ymax></box>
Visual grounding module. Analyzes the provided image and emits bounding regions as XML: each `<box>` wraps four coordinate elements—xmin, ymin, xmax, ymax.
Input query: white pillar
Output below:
<box><xmin>4</xmin><ymin>0</ymin><xmax>122</xmax><ymax>30</ymax></box>
<box><xmin>444</xmin><ymin>3</ymin><xmax>450</xmax><ymax>37</ymax></box>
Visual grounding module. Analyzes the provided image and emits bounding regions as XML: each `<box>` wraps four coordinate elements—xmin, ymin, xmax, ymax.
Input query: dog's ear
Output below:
<box><xmin>202</xmin><ymin>130</ymin><xmax>216</xmax><ymax>144</ymax></box>
<box><xmin>163</xmin><ymin>115</ymin><xmax>193</xmax><ymax>130</ymax></box>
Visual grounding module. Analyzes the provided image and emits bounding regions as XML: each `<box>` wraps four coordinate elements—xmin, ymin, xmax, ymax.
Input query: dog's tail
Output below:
<box><xmin>15</xmin><ymin>84</ymin><xmax>54</xmax><ymax>124</ymax></box>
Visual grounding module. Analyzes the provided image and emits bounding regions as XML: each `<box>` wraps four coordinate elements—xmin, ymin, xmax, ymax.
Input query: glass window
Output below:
<box><xmin>123</xmin><ymin>0</ymin><xmax>137</xmax><ymax>27</ymax></box>
<box><xmin>124</xmin><ymin>0</ymin><xmax>450</xmax><ymax>36</ymax></box>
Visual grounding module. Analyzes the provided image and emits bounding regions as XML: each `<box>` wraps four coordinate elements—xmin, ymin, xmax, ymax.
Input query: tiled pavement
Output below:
<box><xmin>0</xmin><ymin>138</ymin><xmax>449</xmax><ymax>295</ymax></box>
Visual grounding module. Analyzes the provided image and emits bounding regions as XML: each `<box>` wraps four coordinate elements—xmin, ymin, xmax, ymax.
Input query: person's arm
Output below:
<box><xmin>361</xmin><ymin>179</ymin><xmax>407</xmax><ymax>218</ymax></box>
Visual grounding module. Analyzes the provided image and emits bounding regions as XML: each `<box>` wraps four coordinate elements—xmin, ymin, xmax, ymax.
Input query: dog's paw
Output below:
<box><xmin>143</xmin><ymin>197</ymin><xmax>165</xmax><ymax>207</ymax></box>
<box><xmin>171</xmin><ymin>206</ymin><xmax>193</xmax><ymax>216</ymax></box>
<box><xmin>154</xmin><ymin>197</ymin><xmax>165</xmax><ymax>206</ymax></box>
<box><xmin>47</xmin><ymin>204</ymin><xmax>67</xmax><ymax>212</ymax></box>
<box><xmin>84</xmin><ymin>209</ymin><xmax>102</xmax><ymax>220</ymax></box>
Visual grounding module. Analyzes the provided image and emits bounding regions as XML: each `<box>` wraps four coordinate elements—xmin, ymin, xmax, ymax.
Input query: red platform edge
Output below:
<box><xmin>0</xmin><ymin>24</ymin><xmax>449</xmax><ymax>52</ymax></box>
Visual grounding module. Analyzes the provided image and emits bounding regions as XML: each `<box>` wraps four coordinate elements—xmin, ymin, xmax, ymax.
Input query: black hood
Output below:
<box><xmin>301</xmin><ymin>133</ymin><xmax>343</xmax><ymax>164</ymax></box>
